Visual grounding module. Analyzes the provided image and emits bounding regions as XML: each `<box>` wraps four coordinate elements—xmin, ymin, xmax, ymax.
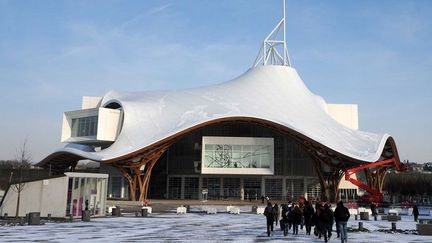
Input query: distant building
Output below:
<box><xmin>423</xmin><ymin>162</ymin><xmax>432</xmax><ymax>173</ymax></box>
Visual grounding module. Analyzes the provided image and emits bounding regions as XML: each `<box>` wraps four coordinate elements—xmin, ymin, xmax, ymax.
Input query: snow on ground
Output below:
<box><xmin>1</xmin><ymin>206</ymin><xmax>431</xmax><ymax>242</ymax></box>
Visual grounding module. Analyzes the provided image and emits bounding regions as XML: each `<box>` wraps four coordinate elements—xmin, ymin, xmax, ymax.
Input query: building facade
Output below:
<box><xmin>37</xmin><ymin>3</ymin><xmax>402</xmax><ymax>203</ymax></box>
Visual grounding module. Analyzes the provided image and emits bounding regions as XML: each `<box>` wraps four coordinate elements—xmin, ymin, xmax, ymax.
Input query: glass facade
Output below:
<box><xmin>184</xmin><ymin>177</ymin><xmax>199</xmax><ymax>199</ymax></box>
<box><xmin>204</xmin><ymin>144</ymin><xmax>272</xmax><ymax>169</ymax></box>
<box><xmin>71</xmin><ymin>116</ymin><xmax>98</xmax><ymax>137</ymax></box>
<box><xmin>109</xmin><ymin>176</ymin><xmax>123</xmax><ymax>198</ymax></box>
<box><xmin>66</xmin><ymin>175</ymin><xmax>107</xmax><ymax>217</ymax></box>
<box><xmin>286</xmin><ymin>178</ymin><xmax>305</xmax><ymax>201</ymax></box>
<box><xmin>201</xmin><ymin>136</ymin><xmax>274</xmax><ymax>175</ymax></box>
<box><xmin>168</xmin><ymin>177</ymin><xmax>181</xmax><ymax>199</ymax></box>
<box><xmin>202</xmin><ymin>177</ymin><xmax>221</xmax><ymax>200</ymax></box>
<box><xmin>265</xmin><ymin>178</ymin><xmax>283</xmax><ymax>200</ymax></box>
<box><xmin>148</xmin><ymin>121</ymin><xmax>320</xmax><ymax>200</ymax></box>
<box><xmin>223</xmin><ymin>178</ymin><xmax>240</xmax><ymax>199</ymax></box>
<box><xmin>244</xmin><ymin>178</ymin><xmax>261</xmax><ymax>200</ymax></box>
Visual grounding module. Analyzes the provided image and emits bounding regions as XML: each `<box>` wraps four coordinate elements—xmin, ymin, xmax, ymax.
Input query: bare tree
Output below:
<box><xmin>11</xmin><ymin>139</ymin><xmax>31</xmax><ymax>218</ymax></box>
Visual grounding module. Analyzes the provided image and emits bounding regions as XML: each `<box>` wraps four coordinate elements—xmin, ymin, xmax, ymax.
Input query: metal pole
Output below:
<box><xmin>283</xmin><ymin>0</ymin><xmax>286</xmax><ymax>65</ymax></box>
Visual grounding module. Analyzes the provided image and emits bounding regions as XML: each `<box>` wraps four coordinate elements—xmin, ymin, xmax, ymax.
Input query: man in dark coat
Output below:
<box><xmin>370</xmin><ymin>202</ymin><xmax>377</xmax><ymax>217</ymax></box>
<box><xmin>413</xmin><ymin>205</ymin><xmax>419</xmax><ymax>222</ymax></box>
<box><xmin>313</xmin><ymin>203</ymin><xmax>323</xmax><ymax>238</ymax></box>
<box><xmin>281</xmin><ymin>203</ymin><xmax>290</xmax><ymax>236</ymax></box>
<box><xmin>291</xmin><ymin>205</ymin><xmax>302</xmax><ymax>235</ymax></box>
<box><xmin>273</xmin><ymin>204</ymin><xmax>280</xmax><ymax>226</ymax></box>
<box><xmin>264</xmin><ymin>202</ymin><xmax>275</xmax><ymax>236</ymax></box>
<box><xmin>334</xmin><ymin>201</ymin><xmax>350</xmax><ymax>243</ymax></box>
<box><xmin>303</xmin><ymin>200</ymin><xmax>314</xmax><ymax>235</ymax></box>
<box><xmin>321</xmin><ymin>203</ymin><xmax>334</xmax><ymax>243</ymax></box>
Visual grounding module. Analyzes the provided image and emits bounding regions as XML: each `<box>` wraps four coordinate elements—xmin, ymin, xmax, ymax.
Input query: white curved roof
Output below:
<box><xmin>45</xmin><ymin>65</ymin><xmax>391</xmax><ymax>163</ymax></box>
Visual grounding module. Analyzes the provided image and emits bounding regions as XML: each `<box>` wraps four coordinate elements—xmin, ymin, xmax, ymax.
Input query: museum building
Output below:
<box><xmin>37</xmin><ymin>3</ymin><xmax>402</xmax><ymax>203</ymax></box>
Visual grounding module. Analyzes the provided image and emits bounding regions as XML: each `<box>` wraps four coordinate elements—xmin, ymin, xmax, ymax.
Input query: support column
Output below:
<box><xmin>198</xmin><ymin>176</ymin><xmax>203</xmax><ymax>200</ymax></box>
<box><xmin>108</xmin><ymin>177</ymin><xmax>113</xmax><ymax>198</ymax></box>
<box><xmin>282</xmin><ymin>177</ymin><xmax>287</xmax><ymax>200</ymax></box>
<box><xmin>110</xmin><ymin>145</ymin><xmax>169</xmax><ymax>202</ymax></box>
<box><xmin>180</xmin><ymin>176</ymin><xmax>185</xmax><ymax>200</ymax></box>
<box><xmin>166</xmin><ymin>176</ymin><xmax>170</xmax><ymax>199</ymax></box>
<box><xmin>120</xmin><ymin>177</ymin><xmax>125</xmax><ymax>199</ymax></box>
<box><xmin>220</xmin><ymin>178</ymin><xmax>224</xmax><ymax>199</ymax></box>
<box><xmin>261</xmin><ymin>177</ymin><xmax>266</xmax><ymax>197</ymax></box>
<box><xmin>240</xmin><ymin>178</ymin><xmax>244</xmax><ymax>200</ymax></box>
<box><xmin>312</xmin><ymin>159</ymin><xmax>344</xmax><ymax>203</ymax></box>
<box><xmin>303</xmin><ymin>177</ymin><xmax>308</xmax><ymax>199</ymax></box>
<box><xmin>364</xmin><ymin>167</ymin><xmax>389</xmax><ymax>194</ymax></box>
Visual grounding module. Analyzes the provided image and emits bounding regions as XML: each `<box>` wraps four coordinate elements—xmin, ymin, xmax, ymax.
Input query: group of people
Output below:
<box><xmin>264</xmin><ymin>200</ymin><xmax>350</xmax><ymax>243</ymax></box>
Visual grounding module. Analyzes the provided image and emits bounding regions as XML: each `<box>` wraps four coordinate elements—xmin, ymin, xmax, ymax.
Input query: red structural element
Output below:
<box><xmin>345</xmin><ymin>157</ymin><xmax>405</xmax><ymax>203</ymax></box>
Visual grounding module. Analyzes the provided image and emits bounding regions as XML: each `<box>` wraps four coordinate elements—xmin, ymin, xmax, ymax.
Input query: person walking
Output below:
<box><xmin>264</xmin><ymin>202</ymin><xmax>275</xmax><ymax>237</ymax></box>
<box><xmin>273</xmin><ymin>204</ymin><xmax>280</xmax><ymax>226</ymax></box>
<box><xmin>287</xmin><ymin>201</ymin><xmax>293</xmax><ymax>232</ymax></box>
<box><xmin>292</xmin><ymin>204</ymin><xmax>302</xmax><ymax>235</ymax></box>
<box><xmin>303</xmin><ymin>200</ymin><xmax>314</xmax><ymax>235</ymax></box>
<box><xmin>313</xmin><ymin>203</ymin><xmax>323</xmax><ymax>238</ymax></box>
<box><xmin>321</xmin><ymin>203</ymin><xmax>334</xmax><ymax>243</ymax></box>
<box><xmin>370</xmin><ymin>202</ymin><xmax>377</xmax><ymax>218</ymax></box>
<box><xmin>278</xmin><ymin>203</ymin><xmax>284</xmax><ymax>230</ymax></box>
<box><xmin>281</xmin><ymin>203</ymin><xmax>290</xmax><ymax>236</ymax></box>
<box><xmin>334</xmin><ymin>201</ymin><xmax>350</xmax><ymax>243</ymax></box>
<box><xmin>413</xmin><ymin>205</ymin><xmax>419</xmax><ymax>222</ymax></box>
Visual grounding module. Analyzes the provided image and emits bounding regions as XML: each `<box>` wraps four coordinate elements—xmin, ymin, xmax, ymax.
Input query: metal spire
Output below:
<box><xmin>253</xmin><ymin>0</ymin><xmax>292</xmax><ymax>67</ymax></box>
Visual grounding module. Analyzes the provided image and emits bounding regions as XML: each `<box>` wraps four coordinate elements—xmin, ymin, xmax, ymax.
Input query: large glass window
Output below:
<box><xmin>184</xmin><ymin>177</ymin><xmax>199</xmax><ymax>199</ymax></box>
<box><xmin>306</xmin><ymin>178</ymin><xmax>321</xmax><ymax>202</ymax></box>
<box><xmin>202</xmin><ymin>137</ymin><xmax>274</xmax><ymax>175</ymax></box>
<box><xmin>168</xmin><ymin>177</ymin><xmax>181</xmax><ymax>199</ymax></box>
<box><xmin>286</xmin><ymin>178</ymin><xmax>305</xmax><ymax>201</ymax></box>
<box><xmin>202</xmin><ymin>177</ymin><xmax>220</xmax><ymax>200</ymax></box>
<box><xmin>265</xmin><ymin>178</ymin><xmax>282</xmax><ymax>200</ymax></box>
<box><xmin>71</xmin><ymin>116</ymin><xmax>98</xmax><ymax>137</ymax></box>
<box><xmin>223</xmin><ymin>178</ymin><xmax>240</xmax><ymax>199</ymax></box>
<box><xmin>110</xmin><ymin>176</ymin><xmax>122</xmax><ymax>198</ymax></box>
<box><xmin>244</xmin><ymin>178</ymin><xmax>261</xmax><ymax>201</ymax></box>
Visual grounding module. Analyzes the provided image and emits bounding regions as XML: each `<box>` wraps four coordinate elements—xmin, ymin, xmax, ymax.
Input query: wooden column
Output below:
<box><xmin>311</xmin><ymin>157</ymin><xmax>344</xmax><ymax>203</ymax></box>
<box><xmin>364</xmin><ymin>166</ymin><xmax>389</xmax><ymax>194</ymax></box>
<box><xmin>108</xmin><ymin>144</ymin><xmax>169</xmax><ymax>202</ymax></box>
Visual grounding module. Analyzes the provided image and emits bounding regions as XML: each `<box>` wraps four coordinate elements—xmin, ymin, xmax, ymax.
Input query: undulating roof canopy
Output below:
<box><xmin>38</xmin><ymin>65</ymin><xmax>400</xmax><ymax>170</ymax></box>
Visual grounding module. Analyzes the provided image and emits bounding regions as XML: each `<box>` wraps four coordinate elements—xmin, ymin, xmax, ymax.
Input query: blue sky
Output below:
<box><xmin>0</xmin><ymin>0</ymin><xmax>431</xmax><ymax>163</ymax></box>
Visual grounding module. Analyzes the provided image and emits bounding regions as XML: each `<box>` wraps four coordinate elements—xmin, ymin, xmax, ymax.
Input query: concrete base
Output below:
<box><xmin>28</xmin><ymin>212</ymin><xmax>40</xmax><ymax>225</ymax></box>
<box><xmin>417</xmin><ymin>223</ymin><xmax>432</xmax><ymax>235</ymax></box>
<box><xmin>387</xmin><ymin>215</ymin><xmax>400</xmax><ymax>221</ymax></box>
<box><xmin>112</xmin><ymin>206</ymin><xmax>121</xmax><ymax>217</ymax></box>
<box><xmin>141</xmin><ymin>208</ymin><xmax>148</xmax><ymax>217</ymax></box>
<box><xmin>176</xmin><ymin>206</ymin><xmax>187</xmax><ymax>214</ymax></box>
<box><xmin>381</xmin><ymin>215</ymin><xmax>401</xmax><ymax>221</ymax></box>
<box><xmin>82</xmin><ymin>210</ymin><xmax>90</xmax><ymax>222</ymax></box>
<box><xmin>252</xmin><ymin>206</ymin><xmax>258</xmax><ymax>213</ymax></box>
<box><xmin>360</xmin><ymin>212</ymin><xmax>369</xmax><ymax>220</ymax></box>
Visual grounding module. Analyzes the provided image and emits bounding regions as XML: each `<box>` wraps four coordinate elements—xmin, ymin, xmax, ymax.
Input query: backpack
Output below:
<box><xmin>264</xmin><ymin>206</ymin><xmax>273</xmax><ymax>217</ymax></box>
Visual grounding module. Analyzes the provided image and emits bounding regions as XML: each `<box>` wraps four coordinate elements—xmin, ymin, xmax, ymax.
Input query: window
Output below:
<box><xmin>71</xmin><ymin>116</ymin><xmax>98</xmax><ymax>137</ymax></box>
<box><xmin>168</xmin><ymin>177</ymin><xmax>181</xmax><ymax>199</ymax></box>
<box><xmin>201</xmin><ymin>137</ymin><xmax>274</xmax><ymax>175</ymax></box>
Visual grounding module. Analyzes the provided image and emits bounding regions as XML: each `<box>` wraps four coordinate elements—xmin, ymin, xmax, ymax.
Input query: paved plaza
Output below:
<box><xmin>1</xmin><ymin>205</ymin><xmax>431</xmax><ymax>242</ymax></box>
